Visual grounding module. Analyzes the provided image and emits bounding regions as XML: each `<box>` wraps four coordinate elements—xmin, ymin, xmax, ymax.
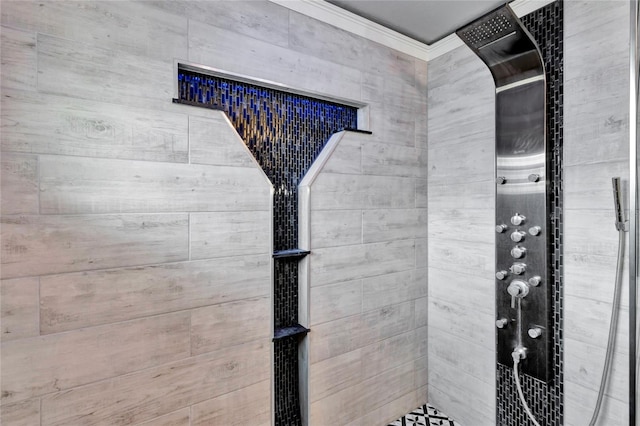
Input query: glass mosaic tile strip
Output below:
<box><xmin>178</xmin><ymin>68</ymin><xmax>358</xmax><ymax>426</ymax></box>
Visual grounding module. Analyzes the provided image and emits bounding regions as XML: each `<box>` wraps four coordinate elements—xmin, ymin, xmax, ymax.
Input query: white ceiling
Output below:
<box><xmin>326</xmin><ymin>0</ymin><xmax>507</xmax><ymax>45</ymax></box>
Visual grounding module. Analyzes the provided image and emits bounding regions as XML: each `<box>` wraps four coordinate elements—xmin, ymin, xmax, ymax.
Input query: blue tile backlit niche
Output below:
<box><xmin>178</xmin><ymin>68</ymin><xmax>358</xmax><ymax>426</ymax></box>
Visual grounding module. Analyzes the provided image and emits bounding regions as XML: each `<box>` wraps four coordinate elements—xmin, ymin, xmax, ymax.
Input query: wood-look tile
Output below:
<box><xmin>40</xmin><ymin>255</ymin><xmax>270</xmax><ymax>333</ymax></box>
<box><xmin>188</xmin><ymin>19</ymin><xmax>361</xmax><ymax>102</ymax></box>
<box><xmin>191</xmin><ymin>296</ymin><xmax>270</xmax><ymax>355</ymax></box>
<box><xmin>427</xmin><ymin>180</ymin><xmax>494</xmax><ymax>210</ymax></box>
<box><xmin>428</xmin><ymin>237</ymin><xmax>494</xmax><ymax>276</ymax></box>
<box><xmin>415</xmin><ymin>178</ymin><xmax>427</xmax><ymax>208</ymax></box>
<box><xmin>189</xmin><ymin>114</ymin><xmax>257</xmax><ymax>168</ymax></box>
<box><xmin>1</xmin><ymin>276</ymin><xmax>38</xmax><ymax>341</ymax></box>
<box><xmin>310</xmin><ymin>301</ymin><xmax>413</xmax><ymax>364</ymax></box>
<box><xmin>428</xmin><ymin>268</ymin><xmax>494</xmax><ymax>315</ymax></box>
<box><xmin>288</xmin><ymin>11</ymin><xmax>415</xmax><ymax>83</ymax></box>
<box><xmin>564</xmin><ymin>337</ymin><xmax>627</xmax><ymax>402</ymax></box>
<box><xmin>0</xmin><ymin>26</ymin><xmax>36</xmax><ymax>91</ymax></box>
<box><xmin>564</xmin><ymin>251</ymin><xmax>630</xmax><ymax>307</ymax></box>
<box><xmin>427</xmin><ymin>327</ymin><xmax>494</xmax><ymax>386</ymax></box>
<box><xmin>40</xmin><ymin>340</ymin><xmax>269</xmax><ymax>426</ymax></box>
<box><xmin>322</xmin><ymin>137</ymin><xmax>363</xmax><ymax>175</ymax></box>
<box><xmin>429</xmin><ymin>357</ymin><xmax>495</xmax><ymax>424</ymax></box>
<box><xmin>361</xmin><ymin>329</ymin><xmax>424</xmax><ymax>381</ymax></box>
<box><xmin>134</xmin><ymin>408</ymin><xmax>190</xmax><ymax>426</ymax></box>
<box><xmin>190</xmin><ymin>211</ymin><xmax>270</xmax><ymax>260</ymax></box>
<box><xmin>191</xmin><ymin>380</ymin><xmax>271</xmax><ymax>426</ymax></box>
<box><xmin>415</xmin><ymin>296</ymin><xmax>428</xmax><ymax>328</ymax></box>
<box><xmin>310</xmin><ymin>361</ymin><xmax>415</xmax><ymax>426</ymax></box>
<box><xmin>310</xmin><ymin>279</ymin><xmax>362</xmax><ymax>326</ymax></box>
<box><xmin>565</xmin><ymin>294</ymin><xmax>628</xmax><ymax>354</ymax></box>
<box><xmin>367</xmin><ymin>102</ymin><xmax>416</xmax><ymax>148</ymax></box>
<box><xmin>428</xmin><ymin>385</ymin><xmax>494</xmax><ymax>426</ymax></box>
<box><xmin>37</xmin><ymin>34</ymin><xmax>173</xmax><ymax>109</ymax></box>
<box><xmin>427</xmin><ymin>208</ymin><xmax>493</xmax><ymax>244</ymax></box>
<box><xmin>564</xmin><ymin>209</ymin><xmax>625</xmax><ymax>255</ymax></box>
<box><xmin>362</xmin><ymin>208</ymin><xmax>427</xmax><ymax>243</ymax></box>
<box><xmin>39</xmin><ymin>156</ymin><xmax>271</xmax><ymax>214</ymax></box>
<box><xmin>1</xmin><ymin>89</ymin><xmax>189</xmax><ymax>162</ymax></box>
<box><xmin>1</xmin><ymin>153</ymin><xmax>38</xmax><ymax>215</ymax></box>
<box><xmin>429</xmin><ymin>296</ymin><xmax>494</xmax><ymax>350</ymax></box>
<box><xmin>564</xmin><ymin>380</ymin><xmax>627</xmax><ymax>426</ymax></box>
<box><xmin>362</xmin><ymin>269</ymin><xmax>427</xmax><ymax>312</ymax></box>
<box><xmin>2</xmin><ymin>1</ymin><xmax>187</xmax><ymax>61</ymax></box>
<box><xmin>309</xmin><ymin>349</ymin><xmax>363</xmax><ymax>402</ymax></box>
<box><xmin>310</xmin><ymin>240</ymin><xmax>415</xmax><ymax>287</ymax></box>
<box><xmin>310</xmin><ymin>173</ymin><xmax>415</xmax><ymax>211</ymax></box>
<box><xmin>344</xmin><ymin>387</ymin><xmax>424</xmax><ymax>426</ymax></box>
<box><xmin>310</xmin><ymin>209</ymin><xmax>362</xmax><ymax>249</ymax></box>
<box><xmin>150</xmin><ymin>0</ymin><xmax>289</xmax><ymax>47</ymax></box>
<box><xmin>0</xmin><ymin>398</ymin><xmax>40</xmax><ymax>426</ymax></box>
<box><xmin>1</xmin><ymin>312</ymin><xmax>190</xmax><ymax>404</ymax></box>
<box><xmin>361</xmin><ymin>143</ymin><xmax>426</xmax><ymax>178</ymax></box>
<box><xmin>1</xmin><ymin>214</ymin><xmax>188</xmax><ymax>279</ymax></box>
<box><xmin>415</xmin><ymin>238</ymin><xmax>427</xmax><ymax>269</ymax></box>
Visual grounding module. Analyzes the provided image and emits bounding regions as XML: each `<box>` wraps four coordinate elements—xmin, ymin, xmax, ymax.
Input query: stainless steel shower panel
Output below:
<box><xmin>457</xmin><ymin>6</ymin><xmax>550</xmax><ymax>382</ymax></box>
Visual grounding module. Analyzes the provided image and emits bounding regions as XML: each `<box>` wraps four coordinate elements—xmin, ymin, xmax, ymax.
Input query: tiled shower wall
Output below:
<box><xmin>563</xmin><ymin>1</ymin><xmax>630</xmax><ymax>425</ymax></box>
<box><xmin>302</xmin><ymin>129</ymin><xmax>428</xmax><ymax>425</ymax></box>
<box><xmin>0</xmin><ymin>1</ymin><xmax>427</xmax><ymax>425</ymax></box>
<box><xmin>427</xmin><ymin>1</ymin><xmax>631</xmax><ymax>425</ymax></box>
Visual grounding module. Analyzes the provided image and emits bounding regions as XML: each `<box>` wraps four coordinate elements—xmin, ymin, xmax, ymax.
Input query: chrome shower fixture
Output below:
<box><xmin>458</xmin><ymin>5</ymin><xmax>550</xmax><ymax>383</ymax></box>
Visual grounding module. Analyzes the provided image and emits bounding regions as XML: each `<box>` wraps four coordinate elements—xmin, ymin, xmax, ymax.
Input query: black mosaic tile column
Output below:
<box><xmin>496</xmin><ymin>2</ymin><xmax>564</xmax><ymax>425</ymax></box>
<box><xmin>177</xmin><ymin>71</ymin><xmax>357</xmax><ymax>426</ymax></box>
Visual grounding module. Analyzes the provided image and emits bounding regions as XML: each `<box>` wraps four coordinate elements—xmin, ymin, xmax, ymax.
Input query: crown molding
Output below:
<box><xmin>269</xmin><ymin>0</ymin><xmax>429</xmax><ymax>60</ymax></box>
<box><xmin>270</xmin><ymin>0</ymin><xmax>556</xmax><ymax>62</ymax></box>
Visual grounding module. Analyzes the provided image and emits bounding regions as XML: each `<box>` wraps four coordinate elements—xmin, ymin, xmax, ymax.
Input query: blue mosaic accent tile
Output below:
<box><xmin>179</xmin><ymin>69</ymin><xmax>358</xmax><ymax>426</ymax></box>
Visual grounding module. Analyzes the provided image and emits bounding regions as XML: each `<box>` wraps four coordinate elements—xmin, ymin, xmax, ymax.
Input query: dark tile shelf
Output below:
<box><xmin>343</xmin><ymin>127</ymin><xmax>373</xmax><ymax>134</ymax></box>
<box><xmin>273</xmin><ymin>249</ymin><xmax>310</xmax><ymax>260</ymax></box>
<box><xmin>273</xmin><ymin>324</ymin><xmax>310</xmax><ymax>341</ymax></box>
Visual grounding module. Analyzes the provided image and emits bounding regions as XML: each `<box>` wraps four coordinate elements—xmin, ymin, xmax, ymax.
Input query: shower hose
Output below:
<box><xmin>588</xmin><ymin>228</ymin><xmax>625</xmax><ymax>426</ymax></box>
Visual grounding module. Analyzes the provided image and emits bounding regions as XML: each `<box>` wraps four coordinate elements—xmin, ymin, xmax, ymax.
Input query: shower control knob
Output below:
<box><xmin>528</xmin><ymin>276</ymin><xmax>542</xmax><ymax>287</ymax></box>
<box><xmin>528</xmin><ymin>174</ymin><xmax>540</xmax><ymax>183</ymax></box>
<box><xmin>507</xmin><ymin>279</ymin><xmax>529</xmax><ymax>309</ymax></box>
<box><xmin>495</xmin><ymin>224</ymin><xmax>508</xmax><ymax>233</ymax></box>
<box><xmin>528</xmin><ymin>327</ymin><xmax>542</xmax><ymax>339</ymax></box>
<box><xmin>528</xmin><ymin>226</ymin><xmax>541</xmax><ymax>236</ymax></box>
<box><xmin>497</xmin><ymin>176</ymin><xmax>507</xmax><ymax>185</ymax></box>
<box><xmin>511</xmin><ymin>214</ymin><xmax>526</xmax><ymax>226</ymax></box>
<box><xmin>509</xmin><ymin>263</ymin><xmax>527</xmax><ymax>275</ymax></box>
<box><xmin>510</xmin><ymin>231</ymin><xmax>526</xmax><ymax>242</ymax></box>
<box><xmin>496</xmin><ymin>318</ymin><xmax>509</xmax><ymax>329</ymax></box>
<box><xmin>496</xmin><ymin>270</ymin><xmax>509</xmax><ymax>280</ymax></box>
<box><xmin>510</xmin><ymin>245</ymin><xmax>527</xmax><ymax>259</ymax></box>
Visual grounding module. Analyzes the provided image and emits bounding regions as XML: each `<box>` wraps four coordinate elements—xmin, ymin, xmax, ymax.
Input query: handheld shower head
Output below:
<box><xmin>612</xmin><ymin>177</ymin><xmax>627</xmax><ymax>231</ymax></box>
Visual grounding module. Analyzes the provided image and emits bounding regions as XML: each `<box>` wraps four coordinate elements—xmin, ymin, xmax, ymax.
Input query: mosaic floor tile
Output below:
<box><xmin>388</xmin><ymin>404</ymin><xmax>461</xmax><ymax>426</ymax></box>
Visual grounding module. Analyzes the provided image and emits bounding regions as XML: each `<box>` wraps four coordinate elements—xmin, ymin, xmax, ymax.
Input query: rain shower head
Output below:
<box><xmin>457</xmin><ymin>6</ymin><xmax>544</xmax><ymax>88</ymax></box>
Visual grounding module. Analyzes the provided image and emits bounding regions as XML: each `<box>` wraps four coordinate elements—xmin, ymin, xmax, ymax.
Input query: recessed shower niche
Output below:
<box><xmin>175</xmin><ymin>64</ymin><xmax>363</xmax><ymax>425</ymax></box>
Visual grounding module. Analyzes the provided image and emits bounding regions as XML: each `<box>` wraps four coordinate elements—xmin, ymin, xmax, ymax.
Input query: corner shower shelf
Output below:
<box><xmin>273</xmin><ymin>324</ymin><xmax>310</xmax><ymax>341</ymax></box>
<box><xmin>272</xmin><ymin>249</ymin><xmax>310</xmax><ymax>260</ymax></box>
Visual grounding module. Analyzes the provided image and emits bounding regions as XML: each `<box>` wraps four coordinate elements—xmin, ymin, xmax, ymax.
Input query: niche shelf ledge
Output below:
<box><xmin>273</xmin><ymin>324</ymin><xmax>310</xmax><ymax>341</ymax></box>
<box><xmin>273</xmin><ymin>249</ymin><xmax>310</xmax><ymax>260</ymax></box>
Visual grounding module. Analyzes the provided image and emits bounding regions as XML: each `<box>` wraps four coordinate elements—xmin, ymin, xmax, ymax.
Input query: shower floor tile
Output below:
<box><xmin>387</xmin><ymin>403</ymin><xmax>461</xmax><ymax>426</ymax></box>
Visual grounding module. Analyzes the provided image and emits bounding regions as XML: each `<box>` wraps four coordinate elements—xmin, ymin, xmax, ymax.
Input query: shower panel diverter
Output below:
<box><xmin>457</xmin><ymin>6</ymin><xmax>550</xmax><ymax>382</ymax></box>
